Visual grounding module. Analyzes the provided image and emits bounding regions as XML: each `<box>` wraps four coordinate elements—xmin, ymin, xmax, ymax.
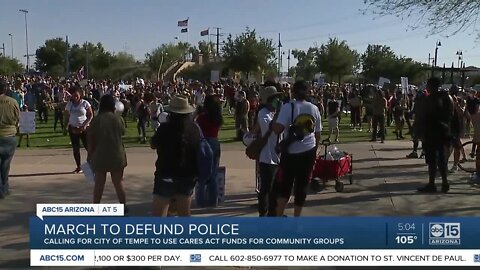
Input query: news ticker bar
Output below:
<box><xmin>30</xmin><ymin>249</ymin><xmax>480</xmax><ymax>266</ymax></box>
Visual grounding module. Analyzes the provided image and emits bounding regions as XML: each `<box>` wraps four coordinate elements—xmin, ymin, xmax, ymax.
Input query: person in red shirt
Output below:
<box><xmin>195</xmin><ymin>94</ymin><xmax>223</xmax><ymax>207</ymax></box>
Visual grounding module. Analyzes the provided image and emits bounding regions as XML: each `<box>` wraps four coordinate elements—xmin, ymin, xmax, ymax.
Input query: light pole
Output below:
<box><xmin>19</xmin><ymin>9</ymin><xmax>29</xmax><ymax>72</ymax></box>
<box><xmin>8</xmin><ymin>34</ymin><xmax>13</xmax><ymax>58</ymax></box>
<box><xmin>287</xmin><ymin>49</ymin><xmax>291</xmax><ymax>74</ymax></box>
<box><xmin>433</xmin><ymin>40</ymin><xmax>441</xmax><ymax>67</ymax></box>
<box><xmin>157</xmin><ymin>52</ymin><xmax>168</xmax><ymax>81</ymax></box>
<box><xmin>456</xmin><ymin>50</ymin><xmax>463</xmax><ymax>68</ymax></box>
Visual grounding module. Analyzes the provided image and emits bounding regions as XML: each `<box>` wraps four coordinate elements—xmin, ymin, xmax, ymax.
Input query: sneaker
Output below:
<box><xmin>358</xmin><ymin>128</ymin><xmax>363</xmax><ymax>132</ymax></box>
<box><xmin>470</xmin><ymin>152</ymin><xmax>475</xmax><ymax>159</ymax></box>
<box><xmin>406</xmin><ymin>152</ymin><xmax>418</xmax><ymax>159</ymax></box>
<box><xmin>449</xmin><ymin>166</ymin><xmax>458</xmax><ymax>173</ymax></box>
<box><xmin>417</xmin><ymin>184</ymin><xmax>437</xmax><ymax>193</ymax></box>
<box><xmin>73</xmin><ymin>168</ymin><xmax>83</xmax><ymax>174</ymax></box>
<box><xmin>459</xmin><ymin>158</ymin><xmax>468</xmax><ymax>164</ymax></box>
<box><xmin>441</xmin><ymin>183</ymin><xmax>450</xmax><ymax>193</ymax></box>
<box><xmin>419</xmin><ymin>152</ymin><xmax>425</xmax><ymax>159</ymax></box>
<box><xmin>469</xmin><ymin>174</ymin><xmax>480</xmax><ymax>185</ymax></box>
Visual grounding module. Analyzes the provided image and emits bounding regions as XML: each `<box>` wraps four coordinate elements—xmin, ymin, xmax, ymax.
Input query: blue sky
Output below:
<box><xmin>1</xmin><ymin>0</ymin><xmax>479</xmax><ymax>71</ymax></box>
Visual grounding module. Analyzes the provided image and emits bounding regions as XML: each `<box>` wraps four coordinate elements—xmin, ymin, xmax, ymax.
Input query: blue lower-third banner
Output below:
<box><xmin>30</xmin><ymin>217</ymin><xmax>480</xmax><ymax>250</ymax></box>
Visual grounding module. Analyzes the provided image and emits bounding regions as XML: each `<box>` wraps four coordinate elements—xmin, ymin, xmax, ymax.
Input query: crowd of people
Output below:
<box><xmin>1</xmin><ymin>74</ymin><xmax>480</xmax><ymax>216</ymax></box>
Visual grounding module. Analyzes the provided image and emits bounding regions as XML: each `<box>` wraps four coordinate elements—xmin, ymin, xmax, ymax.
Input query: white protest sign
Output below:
<box><xmin>378</xmin><ymin>77</ymin><xmax>391</xmax><ymax>88</ymax></box>
<box><xmin>19</xmin><ymin>111</ymin><xmax>36</xmax><ymax>134</ymax></box>
<box><xmin>401</xmin><ymin>77</ymin><xmax>409</xmax><ymax>94</ymax></box>
<box><xmin>210</xmin><ymin>70</ymin><xmax>220</xmax><ymax>82</ymax></box>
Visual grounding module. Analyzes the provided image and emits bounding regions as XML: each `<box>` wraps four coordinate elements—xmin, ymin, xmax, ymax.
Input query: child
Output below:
<box><xmin>17</xmin><ymin>105</ymin><xmax>31</xmax><ymax>148</ymax></box>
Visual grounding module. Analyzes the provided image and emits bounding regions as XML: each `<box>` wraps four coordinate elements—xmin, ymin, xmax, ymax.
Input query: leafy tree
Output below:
<box><xmin>361</xmin><ymin>44</ymin><xmax>426</xmax><ymax>84</ymax></box>
<box><xmin>0</xmin><ymin>56</ymin><xmax>24</xmax><ymax>75</ymax></box>
<box><xmin>35</xmin><ymin>39</ymin><xmax>113</xmax><ymax>78</ymax></box>
<box><xmin>198</xmin><ymin>40</ymin><xmax>215</xmax><ymax>61</ymax></box>
<box><xmin>145</xmin><ymin>42</ymin><xmax>191</xmax><ymax>77</ymax></box>
<box><xmin>315</xmin><ymin>38</ymin><xmax>359</xmax><ymax>83</ymax></box>
<box><xmin>35</xmin><ymin>38</ymin><xmax>68</xmax><ymax>76</ymax></box>
<box><xmin>222</xmin><ymin>28</ymin><xmax>276</xmax><ymax>75</ymax></box>
<box><xmin>364</xmin><ymin>0</ymin><xmax>480</xmax><ymax>37</ymax></box>
<box><xmin>291</xmin><ymin>48</ymin><xmax>319</xmax><ymax>80</ymax></box>
<box><xmin>361</xmin><ymin>44</ymin><xmax>397</xmax><ymax>82</ymax></box>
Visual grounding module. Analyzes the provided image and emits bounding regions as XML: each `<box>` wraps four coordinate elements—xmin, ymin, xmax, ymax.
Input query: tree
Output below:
<box><xmin>361</xmin><ymin>44</ymin><xmax>427</xmax><ymax>84</ymax></box>
<box><xmin>315</xmin><ymin>38</ymin><xmax>359</xmax><ymax>83</ymax></box>
<box><xmin>361</xmin><ymin>44</ymin><xmax>397</xmax><ymax>82</ymax></box>
<box><xmin>0</xmin><ymin>56</ymin><xmax>24</xmax><ymax>75</ymax></box>
<box><xmin>35</xmin><ymin>39</ymin><xmax>113</xmax><ymax>78</ymax></box>
<box><xmin>145</xmin><ymin>42</ymin><xmax>191</xmax><ymax>77</ymax></box>
<box><xmin>35</xmin><ymin>38</ymin><xmax>68</xmax><ymax>76</ymax></box>
<box><xmin>364</xmin><ymin>0</ymin><xmax>480</xmax><ymax>37</ymax></box>
<box><xmin>198</xmin><ymin>40</ymin><xmax>215</xmax><ymax>61</ymax></box>
<box><xmin>291</xmin><ymin>48</ymin><xmax>319</xmax><ymax>80</ymax></box>
<box><xmin>222</xmin><ymin>28</ymin><xmax>276</xmax><ymax>75</ymax></box>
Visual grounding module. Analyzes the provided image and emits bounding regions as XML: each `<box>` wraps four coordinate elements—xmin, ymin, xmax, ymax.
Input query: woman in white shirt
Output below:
<box><xmin>64</xmin><ymin>86</ymin><xmax>93</xmax><ymax>173</ymax></box>
<box><xmin>256</xmin><ymin>86</ymin><xmax>282</xmax><ymax>217</ymax></box>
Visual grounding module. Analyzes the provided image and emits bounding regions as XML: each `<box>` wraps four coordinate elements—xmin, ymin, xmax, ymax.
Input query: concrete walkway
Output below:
<box><xmin>1</xmin><ymin>140</ymin><xmax>479</xmax><ymax>268</ymax></box>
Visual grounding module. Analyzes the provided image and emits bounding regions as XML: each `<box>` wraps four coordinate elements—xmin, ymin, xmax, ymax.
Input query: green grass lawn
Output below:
<box><xmin>17</xmin><ymin>111</ymin><xmax>404</xmax><ymax>149</ymax></box>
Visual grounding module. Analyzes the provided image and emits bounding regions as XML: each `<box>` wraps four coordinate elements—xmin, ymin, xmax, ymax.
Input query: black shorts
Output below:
<box><xmin>153</xmin><ymin>176</ymin><xmax>196</xmax><ymax>198</ymax></box>
<box><xmin>451</xmin><ymin>136</ymin><xmax>462</xmax><ymax>149</ymax></box>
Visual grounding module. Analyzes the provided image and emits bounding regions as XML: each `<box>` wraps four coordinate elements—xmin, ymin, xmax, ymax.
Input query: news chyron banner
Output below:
<box><xmin>30</xmin><ymin>204</ymin><xmax>480</xmax><ymax>267</ymax></box>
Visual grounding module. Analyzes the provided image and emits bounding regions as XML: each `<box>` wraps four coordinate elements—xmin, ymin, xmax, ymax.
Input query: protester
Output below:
<box><xmin>0</xmin><ymin>79</ymin><xmax>20</xmax><ymax>199</ymax></box>
<box><xmin>255</xmin><ymin>86</ymin><xmax>282</xmax><ymax>217</ymax></box>
<box><xmin>17</xmin><ymin>105</ymin><xmax>31</xmax><ymax>148</ymax></box>
<box><xmin>273</xmin><ymin>80</ymin><xmax>322</xmax><ymax>217</ymax></box>
<box><xmin>235</xmin><ymin>91</ymin><xmax>250</xmax><ymax>141</ymax></box>
<box><xmin>135</xmin><ymin>94</ymin><xmax>150</xmax><ymax>144</ymax></box>
<box><xmin>406</xmin><ymin>90</ymin><xmax>427</xmax><ymax>159</ymax></box>
<box><xmin>87</xmin><ymin>95</ymin><xmax>127</xmax><ymax>206</ymax></box>
<box><xmin>149</xmin><ymin>96</ymin><xmax>164</xmax><ymax>131</ymax></box>
<box><xmin>53</xmin><ymin>85</ymin><xmax>68</xmax><ymax>132</ymax></box>
<box><xmin>195</xmin><ymin>94</ymin><xmax>223</xmax><ymax>207</ymax></box>
<box><xmin>370</xmin><ymin>90</ymin><xmax>387</xmax><ymax>143</ymax></box>
<box><xmin>349</xmin><ymin>91</ymin><xmax>362</xmax><ymax>131</ymax></box>
<box><xmin>449</xmin><ymin>87</ymin><xmax>468</xmax><ymax>173</ymax></box>
<box><xmin>327</xmin><ymin>94</ymin><xmax>340</xmax><ymax>142</ymax></box>
<box><xmin>150</xmin><ymin>95</ymin><xmax>200</xmax><ymax>216</ymax></box>
<box><xmin>64</xmin><ymin>86</ymin><xmax>93</xmax><ymax>173</ymax></box>
<box><xmin>467</xmin><ymin>99</ymin><xmax>480</xmax><ymax>183</ymax></box>
<box><xmin>417</xmin><ymin>77</ymin><xmax>454</xmax><ymax>193</ymax></box>
<box><xmin>393</xmin><ymin>95</ymin><xmax>407</xmax><ymax>140</ymax></box>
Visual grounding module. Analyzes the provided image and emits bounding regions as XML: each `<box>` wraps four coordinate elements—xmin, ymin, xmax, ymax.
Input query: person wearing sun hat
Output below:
<box><xmin>255</xmin><ymin>86</ymin><xmax>283</xmax><ymax>216</ymax></box>
<box><xmin>150</xmin><ymin>95</ymin><xmax>200</xmax><ymax>216</ymax></box>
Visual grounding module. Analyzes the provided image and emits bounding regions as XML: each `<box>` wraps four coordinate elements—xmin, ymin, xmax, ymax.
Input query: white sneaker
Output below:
<box><xmin>449</xmin><ymin>166</ymin><xmax>458</xmax><ymax>173</ymax></box>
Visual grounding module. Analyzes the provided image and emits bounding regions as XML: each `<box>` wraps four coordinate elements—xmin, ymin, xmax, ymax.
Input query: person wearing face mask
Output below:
<box><xmin>255</xmin><ymin>86</ymin><xmax>282</xmax><ymax>216</ymax></box>
<box><xmin>64</xmin><ymin>86</ymin><xmax>94</xmax><ymax>173</ymax></box>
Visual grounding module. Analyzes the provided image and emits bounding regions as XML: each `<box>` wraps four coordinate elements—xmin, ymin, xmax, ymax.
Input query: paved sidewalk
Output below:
<box><xmin>1</xmin><ymin>140</ymin><xmax>479</xmax><ymax>269</ymax></box>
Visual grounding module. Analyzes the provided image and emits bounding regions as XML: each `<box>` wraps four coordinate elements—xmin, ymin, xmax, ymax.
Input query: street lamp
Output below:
<box><xmin>19</xmin><ymin>9</ymin><xmax>29</xmax><ymax>72</ymax></box>
<box><xmin>456</xmin><ymin>50</ymin><xmax>463</xmax><ymax>68</ymax></box>
<box><xmin>8</xmin><ymin>34</ymin><xmax>13</xmax><ymax>58</ymax></box>
<box><xmin>434</xmin><ymin>40</ymin><xmax>441</xmax><ymax>67</ymax></box>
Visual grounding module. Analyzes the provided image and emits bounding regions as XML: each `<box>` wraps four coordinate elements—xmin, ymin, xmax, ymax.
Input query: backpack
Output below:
<box><xmin>195</xmin><ymin>123</ymin><xmax>215</xmax><ymax>181</ymax></box>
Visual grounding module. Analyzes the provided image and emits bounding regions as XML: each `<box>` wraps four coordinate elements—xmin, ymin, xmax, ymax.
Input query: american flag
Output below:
<box><xmin>177</xmin><ymin>19</ymin><xmax>188</xmax><ymax>27</ymax></box>
<box><xmin>77</xmin><ymin>66</ymin><xmax>84</xmax><ymax>81</ymax></box>
<box><xmin>200</xmin><ymin>29</ymin><xmax>209</xmax><ymax>36</ymax></box>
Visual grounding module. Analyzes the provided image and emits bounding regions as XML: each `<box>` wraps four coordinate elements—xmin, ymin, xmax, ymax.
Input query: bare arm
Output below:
<box><xmin>81</xmin><ymin>107</ymin><xmax>94</xmax><ymax>131</ymax></box>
